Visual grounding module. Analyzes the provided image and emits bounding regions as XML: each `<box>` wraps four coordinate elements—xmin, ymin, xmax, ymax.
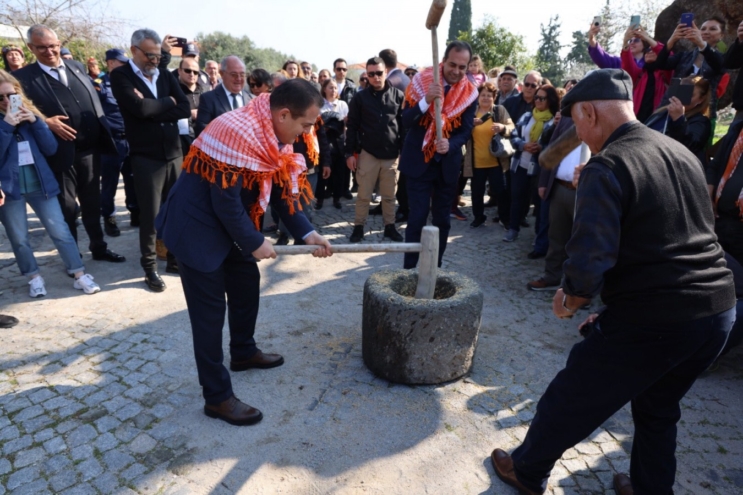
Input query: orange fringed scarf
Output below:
<box><xmin>295</xmin><ymin>116</ymin><xmax>323</xmax><ymax>166</ymax></box>
<box><xmin>404</xmin><ymin>64</ymin><xmax>479</xmax><ymax>162</ymax></box>
<box><xmin>184</xmin><ymin>93</ymin><xmax>313</xmax><ymax>228</ymax></box>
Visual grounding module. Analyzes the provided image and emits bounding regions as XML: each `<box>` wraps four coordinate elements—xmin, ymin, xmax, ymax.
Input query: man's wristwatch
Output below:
<box><xmin>562</xmin><ymin>293</ymin><xmax>578</xmax><ymax>314</ymax></box>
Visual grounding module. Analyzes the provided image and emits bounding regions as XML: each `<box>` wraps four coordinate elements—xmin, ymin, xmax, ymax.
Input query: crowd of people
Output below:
<box><xmin>1</xmin><ymin>15</ymin><xmax>743</xmax><ymax>494</ymax></box>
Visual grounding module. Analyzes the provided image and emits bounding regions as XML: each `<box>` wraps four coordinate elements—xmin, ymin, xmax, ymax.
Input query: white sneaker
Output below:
<box><xmin>73</xmin><ymin>273</ymin><xmax>101</xmax><ymax>294</ymax></box>
<box><xmin>28</xmin><ymin>276</ymin><xmax>47</xmax><ymax>298</ymax></box>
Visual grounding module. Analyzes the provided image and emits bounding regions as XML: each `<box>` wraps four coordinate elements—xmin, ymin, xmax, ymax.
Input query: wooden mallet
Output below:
<box><xmin>425</xmin><ymin>0</ymin><xmax>448</xmax><ymax>141</ymax></box>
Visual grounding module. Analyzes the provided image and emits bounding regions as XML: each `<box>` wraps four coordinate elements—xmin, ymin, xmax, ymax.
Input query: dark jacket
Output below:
<box><xmin>179</xmin><ymin>80</ymin><xmax>209</xmax><ymax>138</ymax></box>
<box><xmin>502</xmin><ymin>93</ymin><xmax>534</xmax><ymax>124</ymax></box>
<box><xmin>194</xmin><ymin>84</ymin><xmax>253</xmax><ymax>137</ymax></box>
<box><xmin>14</xmin><ymin>60</ymin><xmax>117</xmax><ymax>173</ymax></box>
<box><xmin>338</xmin><ymin>78</ymin><xmax>357</xmax><ymax>106</ymax></box>
<box><xmin>724</xmin><ymin>39</ymin><xmax>743</xmax><ymax>111</ymax></box>
<box><xmin>156</xmin><ymin>168</ymin><xmax>313</xmax><ymax>273</ymax></box>
<box><xmin>707</xmin><ymin>119</ymin><xmax>743</xmax><ymax>190</ymax></box>
<box><xmin>655</xmin><ymin>43</ymin><xmax>726</xmax><ymax>115</ymax></box>
<box><xmin>0</xmin><ymin>117</ymin><xmax>59</xmax><ymax>200</ymax></box>
<box><xmin>92</xmin><ymin>73</ymin><xmax>125</xmax><ymax>135</ymax></box>
<box><xmin>110</xmin><ymin>63</ymin><xmax>190</xmax><ymax>161</ymax></box>
<box><xmin>399</xmin><ymin>96</ymin><xmax>477</xmax><ymax>184</ymax></box>
<box><xmin>665</xmin><ymin>112</ymin><xmax>711</xmax><ymax>167</ymax></box>
<box><xmin>386</xmin><ymin>68</ymin><xmax>410</xmax><ymax>93</ymax></box>
<box><xmin>344</xmin><ymin>81</ymin><xmax>404</xmax><ymax>160</ymax></box>
<box><xmin>538</xmin><ymin>116</ymin><xmax>577</xmax><ymax>199</ymax></box>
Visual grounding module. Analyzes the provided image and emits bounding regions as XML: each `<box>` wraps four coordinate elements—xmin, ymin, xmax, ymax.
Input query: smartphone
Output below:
<box><xmin>667</xmin><ymin>78</ymin><xmax>694</xmax><ymax>105</ymax></box>
<box><xmin>680</xmin><ymin>13</ymin><xmax>694</xmax><ymax>28</ymax></box>
<box><xmin>630</xmin><ymin>15</ymin><xmax>641</xmax><ymax>29</ymax></box>
<box><xmin>9</xmin><ymin>94</ymin><xmax>21</xmax><ymax>115</ymax></box>
<box><xmin>480</xmin><ymin>112</ymin><xmax>493</xmax><ymax>123</ymax></box>
<box><xmin>173</xmin><ymin>37</ymin><xmax>188</xmax><ymax>48</ymax></box>
<box><xmin>592</xmin><ymin>16</ymin><xmax>602</xmax><ymax>27</ymax></box>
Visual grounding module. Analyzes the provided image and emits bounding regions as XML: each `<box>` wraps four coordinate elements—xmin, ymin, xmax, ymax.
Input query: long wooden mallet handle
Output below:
<box><xmin>426</xmin><ymin>0</ymin><xmax>447</xmax><ymax>142</ymax></box>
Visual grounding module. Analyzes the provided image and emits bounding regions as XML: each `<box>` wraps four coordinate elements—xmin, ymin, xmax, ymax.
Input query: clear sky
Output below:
<box><xmin>117</xmin><ymin>0</ymin><xmax>643</xmax><ymax>71</ymax></box>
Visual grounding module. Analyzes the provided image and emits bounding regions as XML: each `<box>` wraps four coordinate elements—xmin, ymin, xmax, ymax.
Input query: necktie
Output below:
<box><xmin>444</xmin><ymin>85</ymin><xmax>451</xmax><ymax>96</ymax></box>
<box><xmin>231</xmin><ymin>93</ymin><xmax>240</xmax><ymax>110</ymax></box>
<box><xmin>53</xmin><ymin>66</ymin><xmax>68</xmax><ymax>87</ymax></box>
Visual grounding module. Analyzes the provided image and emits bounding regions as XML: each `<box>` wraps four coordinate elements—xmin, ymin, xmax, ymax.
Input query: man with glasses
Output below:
<box><xmin>110</xmin><ymin>28</ymin><xmax>190</xmax><ymax>292</ymax></box>
<box><xmin>177</xmin><ymin>57</ymin><xmax>209</xmax><ymax>156</ymax></box>
<box><xmin>300</xmin><ymin>61</ymin><xmax>312</xmax><ymax>80</ymax></box>
<box><xmin>15</xmin><ymin>24</ymin><xmax>125</xmax><ymax>264</ymax></box>
<box><xmin>333</xmin><ymin>58</ymin><xmax>357</xmax><ymax>106</ymax></box>
<box><xmin>195</xmin><ymin>55</ymin><xmax>253</xmax><ymax>138</ymax></box>
<box><xmin>504</xmin><ymin>70</ymin><xmax>541</xmax><ymax>124</ymax></box>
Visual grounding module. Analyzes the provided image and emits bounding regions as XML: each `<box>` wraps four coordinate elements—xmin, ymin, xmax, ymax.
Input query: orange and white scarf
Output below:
<box><xmin>183</xmin><ymin>93</ymin><xmax>312</xmax><ymax>227</ymax></box>
<box><xmin>405</xmin><ymin>64</ymin><xmax>479</xmax><ymax>162</ymax></box>
<box><xmin>715</xmin><ymin>127</ymin><xmax>743</xmax><ymax>220</ymax></box>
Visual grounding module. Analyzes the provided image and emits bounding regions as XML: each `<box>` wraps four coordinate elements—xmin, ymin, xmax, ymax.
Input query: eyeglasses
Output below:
<box><xmin>367</xmin><ymin>71</ymin><xmax>384</xmax><ymax>78</ymax></box>
<box><xmin>534</xmin><ymin>95</ymin><xmax>547</xmax><ymax>102</ymax></box>
<box><xmin>228</xmin><ymin>72</ymin><xmax>246</xmax><ymax>79</ymax></box>
<box><xmin>523</xmin><ymin>82</ymin><xmax>539</xmax><ymax>89</ymax></box>
<box><xmin>249</xmin><ymin>82</ymin><xmax>263</xmax><ymax>88</ymax></box>
<box><xmin>0</xmin><ymin>92</ymin><xmax>18</xmax><ymax>102</ymax></box>
<box><xmin>30</xmin><ymin>43</ymin><xmax>60</xmax><ymax>52</ymax></box>
<box><xmin>133</xmin><ymin>45</ymin><xmax>161</xmax><ymax>62</ymax></box>
<box><xmin>181</xmin><ymin>68</ymin><xmax>198</xmax><ymax>75</ymax></box>
<box><xmin>301</xmin><ymin>66</ymin><xmax>311</xmax><ymax>72</ymax></box>
<box><xmin>629</xmin><ymin>38</ymin><xmax>642</xmax><ymax>43</ymax></box>
<box><xmin>335</xmin><ymin>67</ymin><xmax>347</xmax><ymax>72</ymax></box>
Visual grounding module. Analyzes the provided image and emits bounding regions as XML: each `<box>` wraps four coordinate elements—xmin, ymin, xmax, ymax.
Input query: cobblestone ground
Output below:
<box><xmin>0</xmin><ymin>185</ymin><xmax>742</xmax><ymax>494</ymax></box>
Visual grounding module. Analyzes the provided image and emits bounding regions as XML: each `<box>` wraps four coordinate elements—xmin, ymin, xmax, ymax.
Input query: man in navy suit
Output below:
<box><xmin>399</xmin><ymin>41</ymin><xmax>478</xmax><ymax>269</ymax></box>
<box><xmin>156</xmin><ymin>79</ymin><xmax>332</xmax><ymax>426</ymax></box>
<box><xmin>194</xmin><ymin>55</ymin><xmax>253</xmax><ymax>137</ymax></box>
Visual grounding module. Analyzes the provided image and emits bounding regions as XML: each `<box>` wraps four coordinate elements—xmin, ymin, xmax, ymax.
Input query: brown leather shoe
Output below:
<box><xmin>613</xmin><ymin>473</ymin><xmax>634</xmax><ymax>495</ymax></box>
<box><xmin>204</xmin><ymin>395</ymin><xmax>263</xmax><ymax>426</ymax></box>
<box><xmin>490</xmin><ymin>449</ymin><xmax>544</xmax><ymax>495</ymax></box>
<box><xmin>230</xmin><ymin>351</ymin><xmax>284</xmax><ymax>371</ymax></box>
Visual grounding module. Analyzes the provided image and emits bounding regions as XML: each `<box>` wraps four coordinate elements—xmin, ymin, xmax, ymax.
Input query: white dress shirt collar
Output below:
<box><xmin>128</xmin><ymin>59</ymin><xmax>159</xmax><ymax>98</ymax></box>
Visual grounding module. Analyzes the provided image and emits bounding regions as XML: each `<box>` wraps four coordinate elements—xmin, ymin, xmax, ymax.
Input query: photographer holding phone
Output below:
<box><xmin>587</xmin><ymin>17</ymin><xmax>645</xmax><ymax>70</ymax></box>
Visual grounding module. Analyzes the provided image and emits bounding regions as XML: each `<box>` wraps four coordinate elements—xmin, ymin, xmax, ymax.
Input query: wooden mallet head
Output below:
<box><xmin>426</xmin><ymin>0</ymin><xmax>447</xmax><ymax>30</ymax></box>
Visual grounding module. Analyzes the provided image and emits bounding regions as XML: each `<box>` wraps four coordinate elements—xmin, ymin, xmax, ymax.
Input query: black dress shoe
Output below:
<box><xmin>314</xmin><ymin>199</ymin><xmax>323</xmax><ymax>210</ymax></box>
<box><xmin>204</xmin><ymin>395</ymin><xmax>263</xmax><ymax>426</ymax></box>
<box><xmin>276</xmin><ymin>233</ymin><xmax>289</xmax><ymax>245</ymax></box>
<box><xmin>144</xmin><ymin>271</ymin><xmax>166</xmax><ymax>292</ymax></box>
<box><xmin>383</xmin><ymin>224</ymin><xmax>403</xmax><ymax>242</ymax></box>
<box><xmin>350</xmin><ymin>225</ymin><xmax>364</xmax><ymax>243</ymax></box>
<box><xmin>92</xmin><ymin>249</ymin><xmax>126</xmax><ymax>262</ymax></box>
<box><xmin>103</xmin><ymin>217</ymin><xmax>120</xmax><ymax>237</ymax></box>
<box><xmin>165</xmin><ymin>260</ymin><xmax>179</xmax><ymax>274</ymax></box>
<box><xmin>333</xmin><ymin>200</ymin><xmax>342</xmax><ymax>209</ymax></box>
<box><xmin>231</xmin><ymin>351</ymin><xmax>285</xmax><ymax>371</ymax></box>
<box><xmin>0</xmin><ymin>314</ymin><xmax>19</xmax><ymax>328</ymax></box>
<box><xmin>527</xmin><ymin>250</ymin><xmax>546</xmax><ymax>259</ymax></box>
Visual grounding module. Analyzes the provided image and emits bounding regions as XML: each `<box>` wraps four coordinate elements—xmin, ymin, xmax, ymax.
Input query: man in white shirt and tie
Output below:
<box><xmin>14</xmin><ymin>24</ymin><xmax>125</xmax><ymax>264</ymax></box>
<box><xmin>194</xmin><ymin>55</ymin><xmax>253</xmax><ymax>137</ymax></box>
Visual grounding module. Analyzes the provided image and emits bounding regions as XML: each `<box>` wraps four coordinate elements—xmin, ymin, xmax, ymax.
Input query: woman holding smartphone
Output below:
<box><xmin>0</xmin><ymin>70</ymin><xmax>101</xmax><ymax>297</ymax></box>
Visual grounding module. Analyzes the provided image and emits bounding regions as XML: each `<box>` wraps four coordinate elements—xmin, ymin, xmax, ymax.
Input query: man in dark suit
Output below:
<box><xmin>399</xmin><ymin>41</ymin><xmax>478</xmax><ymax>269</ymax></box>
<box><xmin>156</xmin><ymin>79</ymin><xmax>332</xmax><ymax>425</ymax></box>
<box><xmin>15</xmin><ymin>24</ymin><xmax>125</xmax><ymax>262</ymax></box>
<box><xmin>110</xmin><ymin>28</ymin><xmax>190</xmax><ymax>292</ymax></box>
<box><xmin>194</xmin><ymin>55</ymin><xmax>253</xmax><ymax>137</ymax></box>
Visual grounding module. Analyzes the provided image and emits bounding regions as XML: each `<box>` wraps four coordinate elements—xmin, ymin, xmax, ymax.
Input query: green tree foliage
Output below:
<box><xmin>566</xmin><ymin>30</ymin><xmax>593</xmax><ymax>67</ymax></box>
<box><xmin>447</xmin><ymin>0</ymin><xmax>472</xmax><ymax>43</ymax></box>
<box><xmin>596</xmin><ymin>0</ymin><xmax>623</xmax><ymax>53</ymax></box>
<box><xmin>457</xmin><ymin>16</ymin><xmax>529</xmax><ymax>73</ymax></box>
<box><xmin>195</xmin><ymin>31</ymin><xmax>294</xmax><ymax>71</ymax></box>
<box><xmin>536</xmin><ymin>16</ymin><xmax>565</xmax><ymax>85</ymax></box>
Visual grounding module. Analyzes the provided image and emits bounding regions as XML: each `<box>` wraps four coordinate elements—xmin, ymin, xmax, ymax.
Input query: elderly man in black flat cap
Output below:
<box><xmin>488</xmin><ymin>69</ymin><xmax>736</xmax><ymax>495</ymax></box>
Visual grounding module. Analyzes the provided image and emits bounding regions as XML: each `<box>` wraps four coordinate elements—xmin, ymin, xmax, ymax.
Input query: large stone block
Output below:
<box><xmin>362</xmin><ymin>269</ymin><xmax>483</xmax><ymax>385</ymax></box>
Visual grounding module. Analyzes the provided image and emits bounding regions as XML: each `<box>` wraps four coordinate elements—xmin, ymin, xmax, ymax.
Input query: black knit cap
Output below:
<box><xmin>560</xmin><ymin>68</ymin><xmax>633</xmax><ymax>116</ymax></box>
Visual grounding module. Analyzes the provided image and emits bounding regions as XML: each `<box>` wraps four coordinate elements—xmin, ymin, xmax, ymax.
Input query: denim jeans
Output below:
<box><xmin>0</xmin><ymin>190</ymin><xmax>84</xmax><ymax>276</ymax></box>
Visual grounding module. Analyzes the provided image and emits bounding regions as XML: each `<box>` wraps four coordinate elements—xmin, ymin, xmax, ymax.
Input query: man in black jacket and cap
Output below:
<box><xmin>489</xmin><ymin>69</ymin><xmax>736</xmax><ymax>495</ymax></box>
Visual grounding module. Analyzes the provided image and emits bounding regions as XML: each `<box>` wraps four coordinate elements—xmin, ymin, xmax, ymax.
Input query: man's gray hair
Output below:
<box><xmin>525</xmin><ymin>70</ymin><xmax>542</xmax><ymax>84</ymax></box>
<box><xmin>131</xmin><ymin>29</ymin><xmax>161</xmax><ymax>47</ymax></box>
<box><xmin>220</xmin><ymin>55</ymin><xmax>244</xmax><ymax>72</ymax></box>
<box><xmin>27</xmin><ymin>24</ymin><xmax>57</xmax><ymax>43</ymax></box>
<box><xmin>205</xmin><ymin>60</ymin><xmax>218</xmax><ymax>66</ymax></box>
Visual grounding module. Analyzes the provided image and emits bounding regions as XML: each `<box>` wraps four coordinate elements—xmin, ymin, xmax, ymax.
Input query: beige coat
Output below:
<box><xmin>463</xmin><ymin>104</ymin><xmax>515</xmax><ymax>178</ymax></box>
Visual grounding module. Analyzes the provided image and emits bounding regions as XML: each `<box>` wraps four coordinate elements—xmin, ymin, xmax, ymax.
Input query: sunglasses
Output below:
<box><xmin>335</xmin><ymin>67</ymin><xmax>347</xmax><ymax>72</ymax></box>
<box><xmin>0</xmin><ymin>92</ymin><xmax>18</xmax><ymax>102</ymax></box>
<box><xmin>523</xmin><ymin>82</ymin><xmax>539</xmax><ymax>89</ymax></box>
<box><xmin>249</xmin><ymin>82</ymin><xmax>263</xmax><ymax>88</ymax></box>
<box><xmin>301</xmin><ymin>66</ymin><xmax>311</xmax><ymax>71</ymax></box>
<box><xmin>367</xmin><ymin>71</ymin><xmax>384</xmax><ymax>78</ymax></box>
<box><xmin>534</xmin><ymin>95</ymin><xmax>547</xmax><ymax>102</ymax></box>
<box><xmin>181</xmin><ymin>68</ymin><xmax>198</xmax><ymax>75</ymax></box>
<box><xmin>629</xmin><ymin>38</ymin><xmax>642</xmax><ymax>44</ymax></box>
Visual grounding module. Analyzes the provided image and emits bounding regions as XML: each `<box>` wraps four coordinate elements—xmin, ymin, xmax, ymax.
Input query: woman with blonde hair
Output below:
<box><xmin>646</xmin><ymin>76</ymin><xmax>712</xmax><ymax>164</ymax></box>
<box><xmin>0</xmin><ymin>70</ymin><xmax>101</xmax><ymax>297</ymax></box>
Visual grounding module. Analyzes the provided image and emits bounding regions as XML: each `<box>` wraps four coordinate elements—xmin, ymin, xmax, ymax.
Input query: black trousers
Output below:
<box><xmin>100</xmin><ymin>137</ymin><xmax>138</xmax><ymax>219</ymax></box>
<box><xmin>130</xmin><ymin>154</ymin><xmax>181</xmax><ymax>271</ymax></box>
<box><xmin>179</xmin><ymin>246</ymin><xmax>261</xmax><ymax>405</ymax></box>
<box><xmin>54</xmin><ymin>148</ymin><xmax>107</xmax><ymax>256</ymax></box>
<box><xmin>715</xmin><ymin>215</ymin><xmax>743</xmax><ymax>267</ymax></box>
<box><xmin>331</xmin><ymin>153</ymin><xmax>350</xmax><ymax>200</ymax></box>
<box><xmin>396</xmin><ymin>172</ymin><xmax>408</xmax><ymax>214</ymax></box>
<box><xmin>471</xmin><ymin>167</ymin><xmax>507</xmax><ymax>220</ymax></box>
<box><xmin>510</xmin><ymin>307</ymin><xmax>735</xmax><ymax>494</ymax></box>
<box><xmin>403</xmin><ymin>163</ymin><xmax>456</xmax><ymax>269</ymax></box>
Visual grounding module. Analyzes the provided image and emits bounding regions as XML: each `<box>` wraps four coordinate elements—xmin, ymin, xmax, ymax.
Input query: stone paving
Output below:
<box><xmin>0</xmin><ymin>186</ymin><xmax>742</xmax><ymax>494</ymax></box>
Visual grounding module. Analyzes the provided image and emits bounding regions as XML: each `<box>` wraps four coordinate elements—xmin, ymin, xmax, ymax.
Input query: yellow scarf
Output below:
<box><xmin>529</xmin><ymin>109</ymin><xmax>553</xmax><ymax>143</ymax></box>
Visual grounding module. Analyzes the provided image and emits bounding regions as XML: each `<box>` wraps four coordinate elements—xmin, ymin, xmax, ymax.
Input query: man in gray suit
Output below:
<box><xmin>194</xmin><ymin>55</ymin><xmax>253</xmax><ymax>137</ymax></box>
